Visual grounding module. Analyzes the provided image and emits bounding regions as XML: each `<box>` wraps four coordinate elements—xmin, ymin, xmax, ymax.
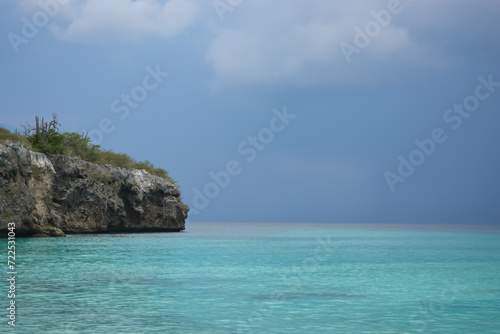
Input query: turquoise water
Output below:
<box><xmin>2</xmin><ymin>222</ymin><xmax>500</xmax><ymax>333</ymax></box>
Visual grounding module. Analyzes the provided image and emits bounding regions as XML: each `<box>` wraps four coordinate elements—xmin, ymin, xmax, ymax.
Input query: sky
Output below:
<box><xmin>1</xmin><ymin>0</ymin><xmax>499</xmax><ymax>224</ymax></box>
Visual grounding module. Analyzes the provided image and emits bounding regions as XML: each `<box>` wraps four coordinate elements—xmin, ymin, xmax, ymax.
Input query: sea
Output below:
<box><xmin>2</xmin><ymin>222</ymin><xmax>500</xmax><ymax>333</ymax></box>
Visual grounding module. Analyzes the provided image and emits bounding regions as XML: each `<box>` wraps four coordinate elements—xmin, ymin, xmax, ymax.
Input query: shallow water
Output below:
<box><xmin>2</xmin><ymin>223</ymin><xmax>500</xmax><ymax>333</ymax></box>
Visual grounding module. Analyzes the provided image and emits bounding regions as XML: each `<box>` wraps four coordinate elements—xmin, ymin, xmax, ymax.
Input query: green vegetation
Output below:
<box><xmin>30</xmin><ymin>165</ymin><xmax>43</xmax><ymax>181</ymax></box>
<box><xmin>0</xmin><ymin>115</ymin><xmax>177</xmax><ymax>185</ymax></box>
<box><xmin>1</xmin><ymin>208</ymin><xmax>15</xmax><ymax>220</ymax></box>
<box><xmin>0</xmin><ymin>128</ymin><xmax>28</xmax><ymax>145</ymax></box>
<box><xmin>88</xmin><ymin>170</ymin><xmax>122</xmax><ymax>190</ymax></box>
<box><xmin>89</xmin><ymin>169</ymin><xmax>113</xmax><ymax>185</ymax></box>
<box><xmin>110</xmin><ymin>181</ymin><xmax>121</xmax><ymax>191</ymax></box>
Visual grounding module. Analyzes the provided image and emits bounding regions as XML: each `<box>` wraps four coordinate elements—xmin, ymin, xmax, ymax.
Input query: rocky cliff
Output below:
<box><xmin>0</xmin><ymin>141</ymin><xmax>188</xmax><ymax>237</ymax></box>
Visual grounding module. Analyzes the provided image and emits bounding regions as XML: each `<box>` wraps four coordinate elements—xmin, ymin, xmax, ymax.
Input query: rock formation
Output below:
<box><xmin>0</xmin><ymin>141</ymin><xmax>188</xmax><ymax>237</ymax></box>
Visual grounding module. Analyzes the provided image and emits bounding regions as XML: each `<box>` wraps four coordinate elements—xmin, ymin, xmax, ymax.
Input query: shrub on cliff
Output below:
<box><xmin>22</xmin><ymin>114</ymin><xmax>63</xmax><ymax>154</ymax></box>
<box><xmin>61</xmin><ymin>132</ymin><xmax>100</xmax><ymax>163</ymax></box>
<box><xmin>2</xmin><ymin>116</ymin><xmax>176</xmax><ymax>185</ymax></box>
<box><xmin>94</xmin><ymin>151</ymin><xmax>176</xmax><ymax>185</ymax></box>
<box><xmin>0</xmin><ymin>127</ymin><xmax>28</xmax><ymax>145</ymax></box>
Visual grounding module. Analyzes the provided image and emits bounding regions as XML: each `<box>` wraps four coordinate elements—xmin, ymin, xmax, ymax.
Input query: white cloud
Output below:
<box><xmin>36</xmin><ymin>0</ymin><xmax>199</xmax><ymax>42</ymax></box>
<box><xmin>204</xmin><ymin>0</ymin><xmax>450</xmax><ymax>88</ymax></box>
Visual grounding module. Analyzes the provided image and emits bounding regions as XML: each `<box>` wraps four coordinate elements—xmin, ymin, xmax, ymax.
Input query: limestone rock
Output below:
<box><xmin>0</xmin><ymin>141</ymin><xmax>188</xmax><ymax>237</ymax></box>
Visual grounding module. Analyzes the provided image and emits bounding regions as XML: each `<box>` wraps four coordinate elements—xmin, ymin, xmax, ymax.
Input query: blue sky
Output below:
<box><xmin>1</xmin><ymin>0</ymin><xmax>499</xmax><ymax>224</ymax></box>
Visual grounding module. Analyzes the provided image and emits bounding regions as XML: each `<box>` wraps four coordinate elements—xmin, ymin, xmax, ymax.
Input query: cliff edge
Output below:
<box><xmin>0</xmin><ymin>141</ymin><xmax>188</xmax><ymax>237</ymax></box>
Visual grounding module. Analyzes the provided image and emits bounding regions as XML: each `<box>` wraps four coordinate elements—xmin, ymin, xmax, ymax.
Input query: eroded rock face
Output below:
<box><xmin>0</xmin><ymin>141</ymin><xmax>188</xmax><ymax>237</ymax></box>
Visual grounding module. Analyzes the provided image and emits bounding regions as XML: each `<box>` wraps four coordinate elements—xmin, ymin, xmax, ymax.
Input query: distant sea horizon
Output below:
<box><xmin>181</xmin><ymin>221</ymin><xmax>500</xmax><ymax>233</ymax></box>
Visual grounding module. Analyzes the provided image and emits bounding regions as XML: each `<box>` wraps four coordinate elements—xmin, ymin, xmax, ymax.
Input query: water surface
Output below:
<box><xmin>2</xmin><ymin>223</ymin><xmax>500</xmax><ymax>333</ymax></box>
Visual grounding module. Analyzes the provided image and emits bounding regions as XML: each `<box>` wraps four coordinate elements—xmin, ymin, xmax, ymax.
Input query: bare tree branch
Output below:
<box><xmin>21</xmin><ymin>114</ymin><xmax>60</xmax><ymax>143</ymax></box>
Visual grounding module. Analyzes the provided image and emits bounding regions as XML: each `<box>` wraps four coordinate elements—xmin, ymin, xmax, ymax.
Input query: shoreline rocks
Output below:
<box><xmin>0</xmin><ymin>141</ymin><xmax>188</xmax><ymax>237</ymax></box>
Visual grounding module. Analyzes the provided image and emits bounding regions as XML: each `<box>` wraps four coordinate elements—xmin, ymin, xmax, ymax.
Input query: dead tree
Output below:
<box><xmin>22</xmin><ymin>114</ymin><xmax>60</xmax><ymax>143</ymax></box>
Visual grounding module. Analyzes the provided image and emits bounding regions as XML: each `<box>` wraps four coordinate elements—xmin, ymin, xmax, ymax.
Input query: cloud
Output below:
<box><xmin>46</xmin><ymin>0</ymin><xmax>198</xmax><ymax>42</ymax></box>
<box><xmin>204</xmin><ymin>0</ymin><xmax>463</xmax><ymax>88</ymax></box>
